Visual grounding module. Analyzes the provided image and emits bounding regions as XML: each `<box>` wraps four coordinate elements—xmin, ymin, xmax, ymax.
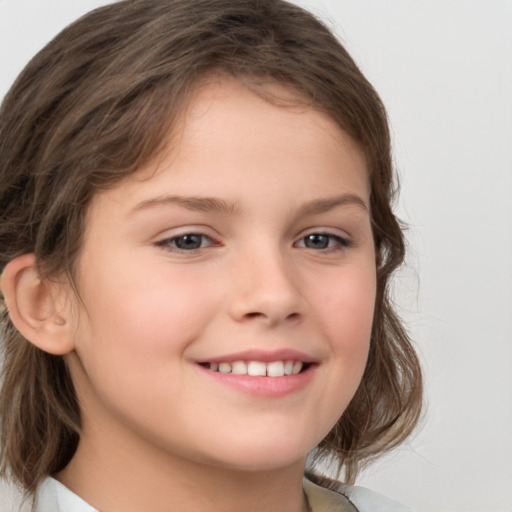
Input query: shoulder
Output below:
<box><xmin>304</xmin><ymin>476</ymin><xmax>413</xmax><ymax>512</ymax></box>
<box><xmin>333</xmin><ymin>482</ymin><xmax>414</xmax><ymax>512</ymax></box>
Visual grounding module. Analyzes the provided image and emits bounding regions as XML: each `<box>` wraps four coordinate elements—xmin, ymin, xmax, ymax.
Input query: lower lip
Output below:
<box><xmin>197</xmin><ymin>364</ymin><xmax>316</xmax><ymax>398</ymax></box>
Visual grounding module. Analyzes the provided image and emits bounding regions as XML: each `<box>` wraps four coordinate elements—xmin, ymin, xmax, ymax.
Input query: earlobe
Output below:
<box><xmin>1</xmin><ymin>253</ymin><xmax>75</xmax><ymax>355</ymax></box>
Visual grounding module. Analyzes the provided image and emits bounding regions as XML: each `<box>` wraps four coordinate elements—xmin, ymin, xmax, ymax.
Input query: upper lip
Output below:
<box><xmin>196</xmin><ymin>348</ymin><xmax>318</xmax><ymax>364</ymax></box>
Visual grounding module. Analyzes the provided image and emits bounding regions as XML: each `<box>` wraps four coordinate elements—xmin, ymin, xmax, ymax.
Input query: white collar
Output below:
<box><xmin>35</xmin><ymin>478</ymin><xmax>98</xmax><ymax>512</ymax></box>
<box><xmin>34</xmin><ymin>476</ymin><xmax>411</xmax><ymax>512</ymax></box>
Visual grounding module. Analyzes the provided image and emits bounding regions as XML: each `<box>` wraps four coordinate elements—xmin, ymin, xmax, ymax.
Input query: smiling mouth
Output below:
<box><xmin>200</xmin><ymin>360</ymin><xmax>309</xmax><ymax>377</ymax></box>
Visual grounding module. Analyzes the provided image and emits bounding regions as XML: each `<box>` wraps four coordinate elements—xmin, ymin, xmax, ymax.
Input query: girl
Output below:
<box><xmin>0</xmin><ymin>1</ymin><xmax>422</xmax><ymax>511</ymax></box>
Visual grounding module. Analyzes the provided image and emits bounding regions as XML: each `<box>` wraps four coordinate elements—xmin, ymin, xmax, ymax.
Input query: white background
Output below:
<box><xmin>1</xmin><ymin>1</ymin><xmax>511</xmax><ymax>511</ymax></box>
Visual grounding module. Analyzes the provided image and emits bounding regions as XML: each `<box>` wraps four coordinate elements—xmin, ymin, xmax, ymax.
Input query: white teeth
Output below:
<box><xmin>247</xmin><ymin>361</ymin><xmax>267</xmax><ymax>376</ymax></box>
<box><xmin>231</xmin><ymin>361</ymin><xmax>247</xmax><ymax>375</ymax></box>
<box><xmin>207</xmin><ymin>360</ymin><xmax>306</xmax><ymax>377</ymax></box>
<box><xmin>218</xmin><ymin>362</ymin><xmax>231</xmax><ymax>374</ymax></box>
<box><xmin>267</xmin><ymin>361</ymin><xmax>285</xmax><ymax>377</ymax></box>
<box><xmin>292</xmin><ymin>361</ymin><xmax>303</xmax><ymax>375</ymax></box>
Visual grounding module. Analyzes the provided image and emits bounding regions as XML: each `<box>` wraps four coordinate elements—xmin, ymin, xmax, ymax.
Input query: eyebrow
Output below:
<box><xmin>129</xmin><ymin>193</ymin><xmax>368</xmax><ymax>217</ymax></box>
<box><xmin>130</xmin><ymin>195</ymin><xmax>241</xmax><ymax>216</ymax></box>
<box><xmin>297</xmin><ymin>194</ymin><xmax>369</xmax><ymax>217</ymax></box>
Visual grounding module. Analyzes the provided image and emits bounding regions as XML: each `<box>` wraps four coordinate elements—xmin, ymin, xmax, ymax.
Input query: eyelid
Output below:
<box><xmin>153</xmin><ymin>226</ymin><xmax>221</xmax><ymax>253</ymax></box>
<box><xmin>297</xmin><ymin>226</ymin><xmax>352</xmax><ymax>240</ymax></box>
<box><xmin>151</xmin><ymin>224</ymin><xmax>218</xmax><ymax>242</ymax></box>
<box><xmin>293</xmin><ymin>229</ymin><xmax>353</xmax><ymax>250</ymax></box>
<box><xmin>155</xmin><ymin>233</ymin><xmax>212</xmax><ymax>250</ymax></box>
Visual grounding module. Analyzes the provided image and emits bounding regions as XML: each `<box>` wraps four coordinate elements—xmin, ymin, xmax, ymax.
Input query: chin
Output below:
<box><xmin>198</xmin><ymin>435</ymin><xmax>314</xmax><ymax>472</ymax></box>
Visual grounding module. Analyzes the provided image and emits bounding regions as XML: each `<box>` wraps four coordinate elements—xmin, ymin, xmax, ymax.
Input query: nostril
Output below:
<box><xmin>245</xmin><ymin>312</ymin><xmax>264</xmax><ymax>319</ymax></box>
<box><xmin>243</xmin><ymin>311</ymin><xmax>301</xmax><ymax>322</ymax></box>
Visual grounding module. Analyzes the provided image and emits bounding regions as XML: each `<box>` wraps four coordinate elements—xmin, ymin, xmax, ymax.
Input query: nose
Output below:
<box><xmin>228</xmin><ymin>247</ymin><xmax>306</xmax><ymax>327</ymax></box>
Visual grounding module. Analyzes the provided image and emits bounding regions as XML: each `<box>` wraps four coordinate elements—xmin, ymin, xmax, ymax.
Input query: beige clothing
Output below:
<box><xmin>34</xmin><ymin>476</ymin><xmax>412</xmax><ymax>512</ymax></box>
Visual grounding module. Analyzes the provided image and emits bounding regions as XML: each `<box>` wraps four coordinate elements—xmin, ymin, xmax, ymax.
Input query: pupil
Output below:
<box><xmin>305</xmin><ymin>234</ymin><xmax>328</xmax><ymax>249</ymax></box>
<box><xmin>175</xmin><ymin>234</ymin><xmax>202</xmax><ymax>250</ymax></box>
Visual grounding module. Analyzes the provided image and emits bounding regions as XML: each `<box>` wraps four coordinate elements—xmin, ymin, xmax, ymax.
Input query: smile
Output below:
<box><xmin>204</xmin><ymin>360</ymin><xmax>305</xmax><ymax>377</ymax></box>
<box><xmin>196</xmin><ymin>349</ymin><xmax>317</xmax><ymax>396</ymax></box>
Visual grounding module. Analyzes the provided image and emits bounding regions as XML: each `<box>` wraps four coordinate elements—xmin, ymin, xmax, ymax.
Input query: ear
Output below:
<box><xmin>1</xmin><ymin>253</ymin><xmax>75</xmax><ymax>355</ymax></box>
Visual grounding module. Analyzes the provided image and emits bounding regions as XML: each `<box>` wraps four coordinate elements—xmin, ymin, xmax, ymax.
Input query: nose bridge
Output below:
<box><xmin>229</xmin><ymin>240</ymin><xmax>305</xmax><ymax>325</ymax></box>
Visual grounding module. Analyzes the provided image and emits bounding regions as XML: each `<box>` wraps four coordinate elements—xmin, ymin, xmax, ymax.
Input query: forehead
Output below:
<box><xmin>87</xmin><ymin>76</ymin><xmax>369</xmax><ymax>218</ymax></box>
<box><xmin>146</xmin><ymin>76</ymin><xmax>368</xmax><ymax>181</ymax></box>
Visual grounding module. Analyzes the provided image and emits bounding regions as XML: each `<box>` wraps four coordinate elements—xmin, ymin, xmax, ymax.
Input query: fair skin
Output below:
<box><xmin>2</xmin><ymin>78</ymin><xmax>376</xmax><ymax>512</ymax></box>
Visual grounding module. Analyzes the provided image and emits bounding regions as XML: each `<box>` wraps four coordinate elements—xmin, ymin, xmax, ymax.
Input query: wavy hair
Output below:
<box><xmin>0</xmin><ymin>0</ymin><xmax>422</xmax><ymax>494</ymax></box>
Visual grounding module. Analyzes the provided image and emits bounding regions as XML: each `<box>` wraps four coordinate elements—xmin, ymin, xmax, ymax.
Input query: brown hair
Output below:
<box><xmin>0</xmin><ymin>0</ymin><xmax>422</xmax><ymax>495</ymax></box>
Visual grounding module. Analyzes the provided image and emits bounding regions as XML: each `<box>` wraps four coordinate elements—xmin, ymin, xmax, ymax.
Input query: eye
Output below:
<box><xmin>295</xmin><ymin>233</ymin><xmax>350</xmax><ymax>251</ymax></box>
<box><xmin>156</xmin><ymin>233</ymin><xmax>214</xmax><ymax>252</ymax></box>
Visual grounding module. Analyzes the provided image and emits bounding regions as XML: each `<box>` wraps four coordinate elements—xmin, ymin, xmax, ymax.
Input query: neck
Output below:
<box><xmin>57</xmin><ymin>419</ymin><xmax>310</xmax><ymax>512</ymax></box>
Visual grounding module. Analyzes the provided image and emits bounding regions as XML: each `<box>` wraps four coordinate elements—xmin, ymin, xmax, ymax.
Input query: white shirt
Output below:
<box><xmin>33</xmin><ymin>476</ymin><xmax>413</xmax><ymax>512</ymax></box>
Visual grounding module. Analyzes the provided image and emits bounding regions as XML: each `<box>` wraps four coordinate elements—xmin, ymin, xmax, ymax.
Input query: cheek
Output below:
<box><xmin>68</xmin><ymin>265</ymin><xmax>224</xmax><ymax>411</ymax></box>
<box><xmin>68</xmin><ymin>270</ymin><xmax>209</xmax><ymax>419</ymax></box>
<box><xmin>317</xmin><ymin>264</ymin><xmax>376</xmax><ymax>340</ymax></box>
<box><xmin>301</xmin><ymin>268</ymin><xmax>375</xmax><ymax>446</ymax></box>
<box><xmin>80</xmin><ymin>262</ymin><xmax>223</xmax><ymax>355</ymax></box>
<box><xmin>314</xmin><ymin>263</ymin><xmax>376</xmax><ymax>395</ymax></box>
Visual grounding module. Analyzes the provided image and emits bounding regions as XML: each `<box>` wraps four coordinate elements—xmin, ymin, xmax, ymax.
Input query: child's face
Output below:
<box><xmin>65</xmin><ymin>78</ymin><xmax>376</xmax><ymax>472</ymax></box>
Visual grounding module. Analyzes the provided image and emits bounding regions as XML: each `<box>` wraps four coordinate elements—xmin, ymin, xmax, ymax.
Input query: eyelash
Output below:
<box><xmin>155</xmin><ymin>233</ymin><xmax>216</xmax><ymax>252</ymax></box>
<box><xmin>294</xmin><ymin>233</ymin><xmax>352</xmax><ymax>252</ymax></box>
<box><xmin>155</xmin><ymin>232</ymin><xmax>352</xmax><ymax>253</ymax></box>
